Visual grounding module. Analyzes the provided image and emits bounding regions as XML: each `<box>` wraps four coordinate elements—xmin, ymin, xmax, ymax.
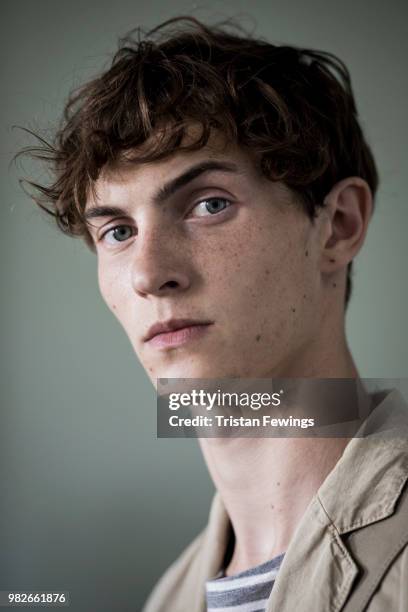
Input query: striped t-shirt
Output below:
<box><xmin>205</xmin><ymin>552</ymin><xmax>285</xmax><ymax>612</ymax></box>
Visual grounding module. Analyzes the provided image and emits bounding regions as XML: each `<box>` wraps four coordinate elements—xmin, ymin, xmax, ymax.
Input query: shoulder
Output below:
<box><xmin>369</xmin><ymin>543</ymin><xmax>408</xmax><ymax>611</ymax></box>
<box><xmin>141</xmin><ymin>491</ymin><xmax>230</xmax><ymax>612</ymax></box>
<box><xmin>142</xmin><ymin>529</ymin><xmax>207</xmax><ymax>612</ymax></box>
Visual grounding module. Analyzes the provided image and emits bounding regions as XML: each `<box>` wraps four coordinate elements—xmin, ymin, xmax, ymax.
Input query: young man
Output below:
<box><xmin>21</xmin><ymin>16</ymin><xmax>408</xmax><ymax>612</ymax></box>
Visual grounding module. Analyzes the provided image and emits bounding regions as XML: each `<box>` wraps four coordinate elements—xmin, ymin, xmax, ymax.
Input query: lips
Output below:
<box><xmin>144</xmin><ymin>319</ymin><xmax>213</xmax><ymax>343</ymax></box>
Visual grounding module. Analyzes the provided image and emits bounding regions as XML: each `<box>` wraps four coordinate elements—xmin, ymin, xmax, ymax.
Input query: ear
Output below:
<box><xmin>320</xmin><ymin>177</ymin><xmax>373</xmax><ymax>273</ymax></box>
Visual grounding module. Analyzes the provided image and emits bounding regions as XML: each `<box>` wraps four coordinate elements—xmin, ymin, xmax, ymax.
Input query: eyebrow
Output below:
<box><xmin>84</xmin><ymin>160</ymin><xmax>239</xmax><ymax>221</ymax></box>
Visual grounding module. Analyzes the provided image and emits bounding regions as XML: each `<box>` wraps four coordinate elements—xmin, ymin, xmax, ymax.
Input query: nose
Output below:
<box><xmin>131</xmin><ymin>230</ymin><xmax>192</xmax><ymax>298</ymax></box>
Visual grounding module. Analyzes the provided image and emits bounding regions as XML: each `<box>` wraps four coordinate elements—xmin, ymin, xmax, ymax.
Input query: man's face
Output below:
<box><xmin>86</xmin><ymin>130</ymin><xmax>327</xmax><ymax>383</ymax></box>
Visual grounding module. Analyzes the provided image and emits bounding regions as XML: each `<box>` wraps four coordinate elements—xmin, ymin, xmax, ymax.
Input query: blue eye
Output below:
<box><xmin>103</xmin><ymin>225</ymin><xmax>134</xmax><ymax>245</ymax></box>
<box><xmin>191</xmin><ymin>197</ymin><xmax>231</xmax><ymax>217</ymax></box>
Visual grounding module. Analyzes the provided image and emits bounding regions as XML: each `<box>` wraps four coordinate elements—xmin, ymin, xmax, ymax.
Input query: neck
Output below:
<box><xmin>198</xmin><ymin>335</ymin><xmax>367</xmax><ymax>576</ymax></box>
<box><xmin>199</xmin><ymin>436</ymin><xmax>350</xmax><ymax>575</ymax></box>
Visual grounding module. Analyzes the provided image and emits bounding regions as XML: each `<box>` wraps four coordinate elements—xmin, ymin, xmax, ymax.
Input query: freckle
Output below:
<box><xmin>303</xmin><ymin>294</ymin><xmax>306</xmax><ymax>299</ymax></box>
<box><xmin>276</xmin><ymin>481</ymin><xmax>280</xmax><ymax>486</ymax></box>
<box><xmin>332</xmin><ymin>283</ymin><xmax>337</xmax><ymax>288</ymax></box>
<box><xmin>330</xmin><ymin>258</ymin><xmax>335</xmax><ymax>263</ymax></box>
<box><xmin>265</xmin><ymin>269</ymin><xmax>270</xmax><ymax>275</ymax></box>
<box><xmin>112</xmin><ymin>304</ymin><xmax>116</xmax><ymax>310</ymax></box>
<box><xmin>271</xmin><ymin>504</ymin><xmax>275</xmax><ymax>510</ymax></box>
<box><xmin>256</xmin><ymin>334</ymin><xmax>261</xmax><ymax>342</ymax></box>
<box><xmin>291</xmin><ymin>308</ymin><xmax>296</xmax><ymax>313</ymax></box>
<box><xmin>305</xmin><ymin>250</ymin><xmax>308</xmax><ymax>256</ymax></box>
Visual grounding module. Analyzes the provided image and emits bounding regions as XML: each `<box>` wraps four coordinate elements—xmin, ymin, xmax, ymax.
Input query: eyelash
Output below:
<box><xmin>100</xmin><ymin>224</ymin><xmax>136</xmax><ymax>245</ymax></box>
<box><xmin>99</xmin><ymin>196</ymin><xmax>232</xmax><ymax>245</ymax></box>
<box><xmin>188</xmin><ymin>196</ymin><xmax>232</xmax><ymax>218</ymax></box>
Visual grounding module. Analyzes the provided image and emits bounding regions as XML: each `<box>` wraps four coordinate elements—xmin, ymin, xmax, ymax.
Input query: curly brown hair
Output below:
<box><xmin>16</xmin><ymin>16</ymin><xmax>378</xmax><ymax>306</ymax></box>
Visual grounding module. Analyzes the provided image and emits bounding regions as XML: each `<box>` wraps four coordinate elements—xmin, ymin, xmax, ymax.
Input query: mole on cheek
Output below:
<box><xmin>256</xmin><ymin>334</ymin><xmax>261</xmax><ymax>342</ymax></box>
<box><xmin>112</xmin><ymin>304</ymin><xmax>117</xmax><ymax>310</ymax></box>
<box><xmin>305</xmin><ymin>250</ymin><xmax>309</xmax><ymax>257</ymax></box>
<box><xmin>332</xmin><ymin>283</ymin><xmax>337</xmax><ymax>288</ymax></box>
<box><xmin>291</xmin><ymin>308</ymin><xmax>296</xmax><ymax>313</ymax></box>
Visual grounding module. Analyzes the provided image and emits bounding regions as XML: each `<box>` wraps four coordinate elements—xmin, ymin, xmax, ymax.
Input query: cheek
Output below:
<box><xmin>205</xmin><ymin>222</ymin><xmax>314</xmax><ymax>340</ymax></box>
<box><xmin>97</xmin><ymin>263</ymin><xmax>112</xmax><ymax>308</ymax></box>
<box><xmin>97</xmin><ymin>262</ymin><xmax>127</xmax><ymax>319</ymax></box>
<box><xmin>209</xmin><ymin>223</ymin><xmax>301</xmax><ymax>303</ymax></box>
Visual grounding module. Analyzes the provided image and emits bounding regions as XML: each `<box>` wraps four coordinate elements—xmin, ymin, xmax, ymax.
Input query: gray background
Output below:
<box><xmin>1</xmin><ymin>0</ymin><xmax>407</xmax><ymax>610</ymax></box>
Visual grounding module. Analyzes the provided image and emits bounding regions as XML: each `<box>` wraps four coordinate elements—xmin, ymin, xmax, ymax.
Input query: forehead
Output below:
<box><xmin>86</xmin><ymin>125</ymin><xmax>262</xmax><ymax>205</ymax></box>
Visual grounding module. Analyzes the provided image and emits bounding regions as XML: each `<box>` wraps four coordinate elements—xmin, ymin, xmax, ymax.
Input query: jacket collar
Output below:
<box><xmin>317</xmin><ymin>388</ymin><xmax>408</xmax><ymax>534</ymax></box>
<box><xmin>192</xmin><ymin>492</ymin><xmax>232</xmax><ymax>612</ymax></box>
<box><xmin>270</xmin><ymin>387</ymin><xmax>408</xmax><ymax>611</ymax></box>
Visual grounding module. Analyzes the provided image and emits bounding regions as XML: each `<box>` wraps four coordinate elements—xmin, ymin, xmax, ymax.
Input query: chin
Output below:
<box><xmin>146</xmin><ymin>358</ymin><xmax>229</xmax><ymax>382</ymax></box>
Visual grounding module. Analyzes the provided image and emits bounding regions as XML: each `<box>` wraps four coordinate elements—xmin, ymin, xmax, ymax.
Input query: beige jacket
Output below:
<box><xmin>143</xmin><ymin>388</ymin><xmax>408</xmax><ymax>612</ymax></box>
